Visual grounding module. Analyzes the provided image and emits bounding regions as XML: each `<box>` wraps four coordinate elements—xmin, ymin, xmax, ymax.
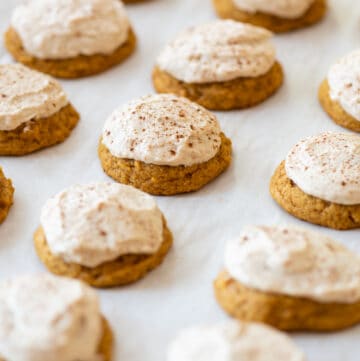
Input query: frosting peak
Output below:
<box><xmin>285</xmin><ymin>132</ymin><xmax>360</xmax><ymax>205</ymax></box>
<box><xmin>0</xmin><ymin>64</ymin><xmax>68</xmax><ymax>131</ymax></box>
<box><xmin>40</xmin><ymin>182</ymin><xmax>164</xmax><ymax>267</ymax></box>
<box><xmin>225</xmin><ymin>225</ymin><xmax>360</xmax><ymax>303</ymax></box>
<box><xmin>0</xmin><ymin>274</ymin><xmax>102</xmax><ymax>361</ymax></box>
<box><xmin>102</xmin><ymin>94</ymin><xmax>222</xmax><ymax>166</ymax></box>
<box><xmin>328</xmin><ymin>49</ymin><xmax>360</xmax><ymax>122</ymax></box>
<box><xmin>233</xmin><ymin>0</ymin><xmax>315</xmax><ymax>19</ymax></box>
<box><xmin>11</xmin><ymin>0</ymin><xmax>130</xmax><ymax>59</ymax></box>
<box><xmin>156</xmin><ymin>20</ymin><xmax>276</xmax><ymax>83</ymax></box>
<box><xmin>168</xmin><ymin>321</ymin><xmax>305</xmax><ymax>361</ymax></box>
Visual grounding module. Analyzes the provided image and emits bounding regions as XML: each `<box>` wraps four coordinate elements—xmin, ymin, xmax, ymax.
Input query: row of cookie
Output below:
<box><xmin>1</xmin><ymin>64</ymin><xmax>360</xmax><ymax>226</ymax></box>
<box><xmin>1</xmin><ymin>180</ymin><xmax>359</xmax><ymax>360</ymax></box>
<box><xmin>5</xmin><ymin>0</ymin><xmax>283</xmax><ymax>110</ymax></box>
<box><xmin>213</xmin><ymin>0</ymin><xmax>327</xmax><ymax>33</ymax></box>
<box><xmin>5</xmin><ymin>0</ymin><xmax>329</xmax><ymax>80</ymax></box>
<box><xmin>32</xmin><ymin>182</ymin><xmax>360</xmax><ymax>331</ymax></box>
<box><xmin>3</xmin><ymin>1</ymin><xmax>358</xmax><ymax>125</ymax></box>
<box><xmin>124</xmin><ymin>0</ymin><xmax>328</xmax><ymax>33</ymax></box>
<box><xmin>0</xmin><ymin>273</ymin><xmax>308</xmax><ymax>361</ymax></box>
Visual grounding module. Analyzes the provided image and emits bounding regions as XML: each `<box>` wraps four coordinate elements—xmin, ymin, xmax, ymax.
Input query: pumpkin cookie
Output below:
<box><xmin>214</xmin><ymin>225</ymin><xmax>360</xmax><ymax>331</ymax></box>
<box><xmin>0</xmin><ymin>274</ymin><xmax>113</xmax><ymax>361</ymax></box>
<box><xmin>168</xmin><ymin>321</ymin><xmax>305</xmax><ymax>361</ymax></box>
<box><xmin>270</xmin><ymin>132</ymin><xmax>360</xmax><ymax>230</ymax></box>
<box><xmin>0</xmin><ymin>64</ymin><xmax>79</xmax><ymax>156</ymax></box>
<box><xmin>0</xmin><ymin>168</ymin><xmax>14</xmax><ymax>224</ymax></box>
<box><xmin>319</xmin><ymin>50</ymin><xmax>360</xmax><ymax>132</ymax></box>
<box><xmin>98</xmin><ymin>94</ymin><xmax>232</xmax><ymax>195</ymax></box>
<box><xmin>153</xmin><ymin>20</ymin><xmax>283</xmax><ymax>110</ymax></box>
<box><xmin>34</xmin><ymin>182</ymin><xmax>173</xmax><ymax>288</ymax></box>
<box><xmin>213</xmin><ymin>0</ymin><xmax>327</xmax><ymax>33</ymax></box>
<box><xmin>5</xmin><ymin>0</ymin><xmax>136</xmax><ymax>78</ymax></box>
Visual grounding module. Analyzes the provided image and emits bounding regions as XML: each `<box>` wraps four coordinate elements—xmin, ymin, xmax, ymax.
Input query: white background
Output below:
<box><xmin>1</xmin><ymin>0</ymin><xmax>360</xmax><ymax>360</ymax></box>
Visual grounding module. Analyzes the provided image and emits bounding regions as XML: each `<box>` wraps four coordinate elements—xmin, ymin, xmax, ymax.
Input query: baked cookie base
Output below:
<box><xmin>123</xmin><ymin>0</ymin><xmax>148</xmax><ymax>3</ymax></box>
<box><xmin>319</xmin><ymin>79</ymin><xmax>360</xmax><ymax>132</ymax></box>
<box><xmin>99</xmin><ymin>317</ymin><xmax>113</xmax><ymax>361</ymax></box>
<box><xmin>33</xmin><ymin>218</ymin><xmax>173</xmax><ymax>288</ymax></box>
<box><xmin>0</xmin><ymin>317</ymin><xmax>112</xmax><ymax>361</ymax></box>
<box><xmin>270</xmin><ymin>161</ymin><xmax>360</xmax><ymax>230</ymax></box>
<box><xmin>152</xmin><ymin>62</ymin><xmax>283</xmax><ymax>110</ymax></box>
<box><xmin>212</xmin><ymin>0</ymin><xmax>327</xmax><ymax>33</ymax></box>
<box><xmin>98</xmin><ymin>133</ymin><xmax>232</xmax><ymax>196</ymax></box>
<box><xmin>214</xmin><ymin>271</ymin><xmax>360</xmax><ymax>331</ymax></box>
<box><xmin>4</xmin><ymin>27</ymin><xmax>136</xmax><ymax>79</ymax></box>
<box><xmin>0</xmin><ymin>104</ymin><xmax>79</xmax><ymax>156</ymax></box>
<box><xmin>0</xmin><ymin>168</ymin><xmax>14</xmax><ymax>224</ymax></box>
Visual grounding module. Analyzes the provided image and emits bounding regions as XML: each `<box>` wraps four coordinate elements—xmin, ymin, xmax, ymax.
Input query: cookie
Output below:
<box><xmin>213</xmin><ymin>0</ymin><xmax>327</xmax><ymax>33</ymax></box>
<box><xmin>0</xmin><ymin>168</ymin><xmax>14</xmax><ymax>224</ymax></box>
<box><xmin>214</xmin><ymin>225</ymin><xmax>360</xmax><ymax>331</ymax></box>
<box><xmin>319</xmin><ymin>50</ymin><xmax>360</xmax><ymax>132</ymax></box>
<box><xmin>5</xmin><ymin>0</ymin><xmax>136</xmax><ymax>78</ymax></box>
<box><xmin>271</xmin><ymin>161</ymin><xmax>360</xmax><ymax>230</ymax></box>
<box><xmin>98</xmin><ymin>94</ymin><xmax>232</xmax><ymax>195</ymax></box>
<box><xmin>34</xmin><ymin>183</ymin><xmax>173</xmax><ymax>288</ymax></box>
<box><xmin>0</xmin><ymin>274</ymin><xmax>113</xmax><ymax>361</ymax></box>
<box><xmin>168</xmin><ymin>321</ymin><xmax>305</xmax><ymax>361</ymax></box>
<box><xmin>153</xmin><ymin>20</ymin><xmax>283</xmax><ymax>110</ymax></box>
<box><xmin>270</xmin><ymin>132</ymin><xmax>360</xmax><ymax>230</ymax></box>
<box><xmin>0</xmin><ymin>64</ymin><xmax>79</xmax><ymax>155</ymax></box>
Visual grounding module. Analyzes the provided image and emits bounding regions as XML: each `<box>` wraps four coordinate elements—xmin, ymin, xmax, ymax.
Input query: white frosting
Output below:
<box><xmin>0</xmin><ymin>274</ymin><xmax>102</xmax><ymax>361</ymax></box>
<box><xmin>0</xmin><ymin>64</ymin><xmax>68</xmax><ymax>131</ymax></box>
<box><xmin>328</xmin><ymin>49</ymin><xmax>360</xmax><ymax>122</ymax></box>
<box><xmin>225</xmin><ymin>225</ymin><xmax>360</xmax><ymax>303</ymax></box>
<box><xmin>285</xmin><ymin>132</ymin><xmax>360</xmax><ymax>205</ymax></box>
<box><xmin>156</xmin><ymin>20</ymin><xmax>275</xmax><ymax>83</ymax></box>
<box><xmin>168</xmin><ymin>320</ymin><xmax>305</xmax><ymax>361</ymax></box>
<box><xmin>233</xmin><ymin>0</ymin><xmax>315</xmax><ymax>19</ymax></box>
<box><xmin>102</xmin><ymin>94</ymin><xmax>222</xmax><ymax>167</ymax></box>
<box><xmin>11</xmin><ymin>0</ymin><xmax>130</xmax><ymax>59</ymax></box>
<box><xmin>40</xmin><ymin>182</ymin><xmax>164</xmax><ymax>268</ymax></box>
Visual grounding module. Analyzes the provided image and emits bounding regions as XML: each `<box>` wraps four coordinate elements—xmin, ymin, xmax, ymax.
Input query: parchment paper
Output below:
<box><xmin>0</xmin><ymin>0</ymin><xmax>360</xmax><ymax>360</ymax></box>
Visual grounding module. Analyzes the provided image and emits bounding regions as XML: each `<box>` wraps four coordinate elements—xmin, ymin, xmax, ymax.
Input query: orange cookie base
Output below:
<box><xmin>34</xmin><ymin>218</ymin><xmax>173</xmax><ymax>288</ymax></box>
<box><xmin>0</xmin><ymin>168</ymin><xmax>14</xmax><ymax>224</ymax></box>
<box><xmin>152</xmin><ymin>62</ymin><xmax>283</xmax><ymax>111</ymax></box>
<box><xmin>319</xmin><ymin>79</ymin><xmax>360</xmax><ymax>132</ymax></box>
<box><xmin>270</xmin><ymin>161</ymin><xmax>360</xmax><ymax>230</ymax></box>
<box><xmin>99</xmin><ymin>317</ymin><xmax>114</xmax><ymax>361</ymax></box>
<box><xmin>212</xmin><ymin>0</ymin><xmax>327</xmax><ymax>33</ymax></box>
<box><xmin>4</xmin><ymin>27</ymin><xmax>136</xmax><ymax>79</ymax></box>
<box><xmin>98</xmin><ymin>133</ymin><xmax>232</xmax><ymax>195</ymax></box>
<box><xmin>0</xmin><ymin>104</ymin><xmax>79</xmax><ymax>156</ymax></box>
<box><xmin>214</xmin><ymin>271</ymin><xmax>360</xmax><ymax>331</ymax></box>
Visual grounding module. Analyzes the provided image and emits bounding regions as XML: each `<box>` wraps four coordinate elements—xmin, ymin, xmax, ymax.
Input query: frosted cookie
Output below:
<box><xmin>213</xmin><ymin>0</ymin><xmax>327</xmax><ymax>33</ymax></box>
<box><xmin>152</xmin><ymin>20</ymin><xmax>283</xmax><ymax>110</ymax></box>
<box><xmin>319</xmin><ymin>50</ymin><xmax>360</xmax><ymax>132</ymax></box>
<box><xmin>168</xmin><ymin>320</ymin><xmax>305</xmax><ymax>361</ymax></box>
<box><xmin>34</xmin><ymin>182</ymin><xmax>173</xmax><ymax>287</ymax></box>
<box><xmin>270</xmin><ymin>132</ymin><xmax>360</xmax><ymax>230</ymax></box>
<box><xmin>0</xmin><ymin>64</ymin><xmax>79</xmax><ymax>155</ymax></box>
<box><xmin>0</xmin><ymin>168</ymin><xmax>14</xmax><ymax>224</ymax></box>
<box><xmin>0</xmin><ymin>274</ymin><xmax>113</xmax><ymax>361</ymax></box>
<box><xmin>99</xmin><ymin>94</ymin><xmax>232</xmax><ymax>195</ymax></box>
<box><xmin>214</xmin><ymin>225</ymin><xmax>360</xmax><ymax>331</ymax></box>
<box><xmin>5</xmin><ymin>0</ymin><xmax>136</xmax><ymax>78</ymax></box>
